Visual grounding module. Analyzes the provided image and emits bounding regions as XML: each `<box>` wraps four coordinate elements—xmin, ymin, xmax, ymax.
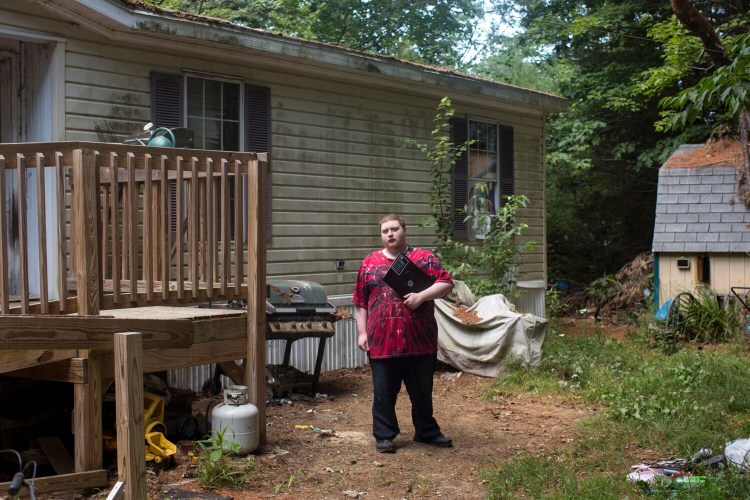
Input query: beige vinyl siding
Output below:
<box><xmin>658</xmin><ymin>253</ymin><xmax>750</xmax><ymax>305</ymax></box>
<box><xmin>657</xmin><ymin>254</ymin><xmax>698</xmax><ymax>304</ymax></box>
<box><xmin>3</xmin><ymin>3</ymin><xmax>551</xmax><ymax>296</ymax></box>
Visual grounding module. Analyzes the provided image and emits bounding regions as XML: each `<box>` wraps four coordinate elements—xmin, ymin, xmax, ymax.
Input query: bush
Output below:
<box><xmin>408</xmin><ymin>97</ymin><xmax>535</xmax><ymax>298</ymax></box>
<box><xmin>655</xmin><ymin>287</ymin><xmax>744</xmax><ymax>350</ymax></box>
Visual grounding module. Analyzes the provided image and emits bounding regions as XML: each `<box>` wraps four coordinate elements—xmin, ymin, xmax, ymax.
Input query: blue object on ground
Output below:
<box><xmin>654</xmin><ymin>299</ymin><xmax>672</xmax><ymax>321</ymax></box>
<box><xmin>555</xmin><ymin>279</ymin><xmax>570</xmax><ymax>291</ymax></box>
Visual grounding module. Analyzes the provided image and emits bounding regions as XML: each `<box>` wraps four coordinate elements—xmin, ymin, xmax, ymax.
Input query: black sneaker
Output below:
<box><xmin>413</xmin><ymin>434</ymin><xmax>452</xmax><ymax>448</ymax></box>
<box><xmin>375</xmin><ymin>439</ymin><xmax>395</xmax><ymax>453</ymax></box>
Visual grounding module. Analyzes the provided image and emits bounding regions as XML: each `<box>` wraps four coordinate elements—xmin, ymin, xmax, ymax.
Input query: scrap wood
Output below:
<box><xmin>37</xmin><ymin>436</ymin><xmax>73</xmax><ymax>475</ymax></box>
<box><xmin>602</xmin><ymin>252</ymin><xmax>654</xmax><ymax>315</ymax></box>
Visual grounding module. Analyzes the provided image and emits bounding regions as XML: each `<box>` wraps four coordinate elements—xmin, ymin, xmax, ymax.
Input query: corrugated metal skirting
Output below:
<box><xmin>515</xmin><ymin>281</ymin><xmax>546</xmax><ymax>318</ymax></box>
<box><xmin>167</xmin><ymin>289</ymin><xmax>546</xmax><ymax>392</ymax></box>
<box><xmin>167</xmin><ymin>297</ymin><xmax>365</xmax><ymax>392</ymax></box>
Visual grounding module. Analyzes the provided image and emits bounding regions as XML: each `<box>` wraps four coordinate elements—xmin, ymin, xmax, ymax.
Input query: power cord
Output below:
<box><xmin>0</xmin><ymin>449</ymin><xmax>37</xmax><ymax>500</ymax></box>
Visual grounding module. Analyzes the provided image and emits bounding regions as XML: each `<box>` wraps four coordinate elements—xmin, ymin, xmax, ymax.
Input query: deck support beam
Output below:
<box><xmin>114</xmin><ymin>332</ymin><xmax>146</xmax><ymax>500</ymax></box>
<box><xmin>245</xmin><ymin>154</ymin><xmax>267</xmax><ymax>445</ymax></box>
<box><xmin>73</xmin><ymin>350</ymin><xmax>102</xmax><ymax>472</ymax></box>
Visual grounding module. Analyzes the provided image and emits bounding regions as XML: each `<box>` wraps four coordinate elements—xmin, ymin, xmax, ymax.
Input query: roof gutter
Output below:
<box><xmin>40</xmin><ymin>0</ymin><xmax>568</xmax><ymax>114</ymax></box>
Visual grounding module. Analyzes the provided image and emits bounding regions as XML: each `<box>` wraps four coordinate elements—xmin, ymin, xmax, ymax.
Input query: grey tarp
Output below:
<box><xmin>435</xmin><ymin>282</ymin><xmax>547</xmax><ymax>378</ymax></box>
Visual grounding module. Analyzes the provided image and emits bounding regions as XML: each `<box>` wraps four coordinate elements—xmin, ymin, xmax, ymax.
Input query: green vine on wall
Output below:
<box><xmin>407</xmin><ymin>97</ymin><xmax>536</xmax><ymax>297</ymax></box>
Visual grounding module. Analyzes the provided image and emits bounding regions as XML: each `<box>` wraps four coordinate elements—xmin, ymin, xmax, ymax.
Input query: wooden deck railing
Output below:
<box><xmin>0</xmin><ymin>142</ymin><xmax>267</xmax><ymax>315</ymax></box>
<box><xmin>0</xmin><ymin>142</ymin><xmax>268</xmax><ymax>499</ymax></box>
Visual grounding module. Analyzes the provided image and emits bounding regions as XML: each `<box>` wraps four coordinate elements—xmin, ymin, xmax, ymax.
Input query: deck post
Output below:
<box><xmin>72</xmin><ymin>147</ymin><xmax>101</xmax><ymax>315</ymax></box>
<box><xmin>245</xmin><ymin>154</ymin><xmax>267</xmax><ymax>444</ymax></box>
<box><xmin>114</xmin><ymin>332</ymin><xmax>146</xmax><ymax>500</ymax></box>
<box><xmin>71</xmin><ymin>147</ymin><xmax>103</xmax><ymax>472</ymax></box>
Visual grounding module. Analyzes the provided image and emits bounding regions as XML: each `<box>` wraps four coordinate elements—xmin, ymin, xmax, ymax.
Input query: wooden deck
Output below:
<box><xmin>0</xmin><ymin>142</ymin><xmax>268</xmax><ymax>499</ymax></box>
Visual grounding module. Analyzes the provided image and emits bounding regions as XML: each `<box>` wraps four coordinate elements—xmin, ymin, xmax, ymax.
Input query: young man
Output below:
<box><xmin>353</xmin><ymin>214</ymin><xmax>454</xmax><ymax>453</ymax></box>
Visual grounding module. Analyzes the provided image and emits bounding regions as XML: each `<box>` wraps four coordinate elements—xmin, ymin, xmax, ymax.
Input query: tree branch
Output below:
<box><xmin>669</xmin><ymin>0</ymin><xmax>730</xmax><ymax>67</ymax></box>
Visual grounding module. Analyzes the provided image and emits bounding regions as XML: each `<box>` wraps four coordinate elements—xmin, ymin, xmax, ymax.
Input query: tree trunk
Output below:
<box><xmin>740</xmin><ymin>108</ymin><xmax>750</xmax><ymax>206</ymax></box>
<box><xmin>670</xmin><ymin>1</ymin><xmax>749</xmax><ymax>205</ymax></box>
<box><xmin>669</xmin><ymin>0</ymin><xmax>730</xmax><ymax>67</ymax></box>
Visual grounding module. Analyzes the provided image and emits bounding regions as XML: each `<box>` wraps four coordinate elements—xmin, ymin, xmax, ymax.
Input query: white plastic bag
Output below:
<box><xmin>725</xmin><ymin>438</ymin><xmax>750</xmax><ymax>469</ymax></box>
<box><xmin>626</xmin><ymin>465</ymin><xmax>666</xmax><ymax>485</ymax></box>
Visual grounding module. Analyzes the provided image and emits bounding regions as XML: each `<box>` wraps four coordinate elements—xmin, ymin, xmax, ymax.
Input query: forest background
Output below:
<box><xmin>143</xmin><ymin>0</ymin><xmax>750</xmax><ymax>290</ymax></box>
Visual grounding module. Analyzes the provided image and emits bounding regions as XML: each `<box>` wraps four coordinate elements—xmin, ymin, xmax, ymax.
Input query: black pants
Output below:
<box><xmin>369</xmin><ymin>353</ymin><xmax>441</xmax><ymax>441</ymax></box>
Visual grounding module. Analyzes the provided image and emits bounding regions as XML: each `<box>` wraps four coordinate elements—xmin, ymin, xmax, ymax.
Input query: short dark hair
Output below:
<box><xmin>379</xmin><ymin>214</ymin><xmax>406</xmax><ymax>230</ymax></box>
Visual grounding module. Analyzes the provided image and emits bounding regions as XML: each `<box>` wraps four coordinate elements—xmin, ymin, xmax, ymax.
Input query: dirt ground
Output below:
<box><xmin>131</xmin><ymin>362</ymin><xmax>594</xmax><ymax>500</ymax></box>
<box><xmin>123</xmin><ymin>369</ymin><xmax>587</xmax><ymax>500</ymax></box>
<box><xmin>26</xmin><ymin>318</ymin><xmax>616</xmax><ymax>500</ymax></box>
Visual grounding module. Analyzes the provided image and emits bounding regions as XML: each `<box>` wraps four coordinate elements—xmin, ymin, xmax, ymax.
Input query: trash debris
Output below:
<box><xmin>725</xmin><ymin>438</ymin><xmax>750</xmax><ymax>469</ymax></box>
<box><xmin>626</xmin><ymin>465</ymin><xmax>667</xmax><ymax>485</ymax></box>
<box><xmin>342</xmin><ymin>490</ymin><xmax>365</xmax><ymax>499</ymax></box>
<box><xmin>266</xmin><ymin>364</ymin><xmax>315</xmax><ymax>398</ymax></box>
<box><xmin>294</xmin><ymin>424</ymin><xmax>334</xmax><ymax>437</ymax></box>
<box><xmin>673</xmin><ymin>475</ymin><xmax>707</xmax><ymax>490</ymax></box>
<box><xmin>692</xmin><ymin>447</ymin><xmax>712</xmax><ymax>463</ymax></box>
<box><xmin>627</xmin><ymin>454</ymin><xmax>717</xmax><ymax>495</ymax></box>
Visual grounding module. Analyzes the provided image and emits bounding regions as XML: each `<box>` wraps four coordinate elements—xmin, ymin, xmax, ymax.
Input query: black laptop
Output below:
<box><xmin>383</xmin><ymin>252</ymin><xmax>435</xmax><ymax>298</ymax></box>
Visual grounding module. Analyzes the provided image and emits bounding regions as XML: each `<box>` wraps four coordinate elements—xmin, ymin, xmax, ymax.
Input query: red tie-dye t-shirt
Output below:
<box><xmin>352</xmin><ymin>247</ymin><xmax>452</xmax><ymax>359</ymax></box>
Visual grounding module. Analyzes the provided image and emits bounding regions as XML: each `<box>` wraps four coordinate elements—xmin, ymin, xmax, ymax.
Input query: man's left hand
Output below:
<box><xmin>403</xmin><ymin>292</ymin><xmax>425</xmax><ymax>310</ymax></box>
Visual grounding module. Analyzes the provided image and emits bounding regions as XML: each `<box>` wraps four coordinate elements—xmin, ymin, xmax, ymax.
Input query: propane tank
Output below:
<box><xmin>211</xmin><ymin>385</ymin><xmax>259</xmax><ymax>454</ymax></box>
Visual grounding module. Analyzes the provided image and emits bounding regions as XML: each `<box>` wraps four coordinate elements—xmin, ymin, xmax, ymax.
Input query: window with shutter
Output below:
<box><xmin>450</xmin><ymin>116</ymin><xmax>514</xmax><ymax>240</ymax></box>
<box><xmin>150</xmin><ymin>72</ymin><xmax>272</xmax><ymax>238</ymax></box>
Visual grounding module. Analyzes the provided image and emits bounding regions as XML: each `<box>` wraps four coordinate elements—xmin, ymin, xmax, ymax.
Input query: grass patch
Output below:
<box><xmin>193</xmin><ymin>429</ymin><xmax>259</xmax><ymax>489</ymax></box>
<box><xmin>274</xmin><ymin>468</ymin><xmax>307</xmax><ymax>494</ymax></box>
<box><xmin>481</xmin><ymin>326</ymin><xmax>750</xmax><ymax>498</ymax></box>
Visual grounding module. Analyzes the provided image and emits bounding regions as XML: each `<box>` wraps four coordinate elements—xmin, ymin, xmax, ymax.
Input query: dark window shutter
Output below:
<box><xmin>450</xmin><ymin>117</ymin><xmax>468</xmax><ymax>240</ymax></box>
<box><xmin>151</xmin><ymin>73</ymin><xmax>182</xmax><ymax>245</ymax></box>
<box><xmin>499</xmin><ymin>125</ymin><xmax>514</xmax><ymax>204</ymax></box>
<box><xmin>246</xmin><ymin>85</ymin><xmax>272</xmax><ymax>238</ymax></box>
<box><xmin>150</xmin><ymin>73</ymin><xmax>182</xmax><ymax>128</ymax></box>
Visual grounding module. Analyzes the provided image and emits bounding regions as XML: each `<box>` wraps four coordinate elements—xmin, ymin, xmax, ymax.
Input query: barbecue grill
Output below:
<box><xmin>265</xmin><ymin>280</ymin><xmax>340</xmax><ymax>393</ymax></box>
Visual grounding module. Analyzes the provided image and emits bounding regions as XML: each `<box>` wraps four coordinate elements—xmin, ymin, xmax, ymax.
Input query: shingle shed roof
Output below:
<box><xmin>653</xmin><ymin>143</ymin><xmax>750</xmax><ymax>253</ymax></box>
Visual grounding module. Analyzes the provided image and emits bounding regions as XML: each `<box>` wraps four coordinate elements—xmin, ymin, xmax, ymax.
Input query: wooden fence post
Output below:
<box><xmin>245</xmin><ymin>154</ymin><xmax>267</xmax><ymax>445</ymax></box>
<box><xmin>114</xmin><ymin>332</ymin><xmax>145</xmax><ymax>500</ymax></box>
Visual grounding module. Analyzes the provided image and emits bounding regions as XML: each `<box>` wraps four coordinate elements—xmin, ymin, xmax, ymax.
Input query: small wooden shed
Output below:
<box><xmin>652</xmin><ymin>141</ymin><xmax>749</xmax><ymax>307</ymax></box>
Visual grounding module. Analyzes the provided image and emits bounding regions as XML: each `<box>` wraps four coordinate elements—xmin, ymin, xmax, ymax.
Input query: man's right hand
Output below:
<box><xmin>357</xmin><ymin>332</ymin><xmax>369</xmax><ymax>352</ymax></box>
<box><xmin>355</xmin><ymin>306</ymin><xmax>369</xmax><ymax>351</ymax></box>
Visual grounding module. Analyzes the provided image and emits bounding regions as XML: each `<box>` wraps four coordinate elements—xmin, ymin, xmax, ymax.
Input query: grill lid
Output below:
<box><xmin>266</xmin><ymin>280</ymin><xmax>336</xmax><ymax>315</ymax></box>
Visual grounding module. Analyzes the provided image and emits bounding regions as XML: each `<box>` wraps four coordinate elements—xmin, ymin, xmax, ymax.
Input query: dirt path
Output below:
<box><xmin>141</xmin><ymin>365</ymin><xmax>593</xmax><ymax>499</ymax></box>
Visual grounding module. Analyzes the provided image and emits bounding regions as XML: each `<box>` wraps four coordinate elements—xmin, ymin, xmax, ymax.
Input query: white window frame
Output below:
<box><xmin>467</xmin><ymin>118</ymin><xmax>501</xmax><ymax>238</ymax></box>
<box><xmin>467</xmin><ymin>117</ymin><xmax>500</xmax><ymax>211</ymax></box>
<box><xmin>183</xmin><ymin>72</ymin><xmax>244</xmax><ymax>151</ymax></box>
